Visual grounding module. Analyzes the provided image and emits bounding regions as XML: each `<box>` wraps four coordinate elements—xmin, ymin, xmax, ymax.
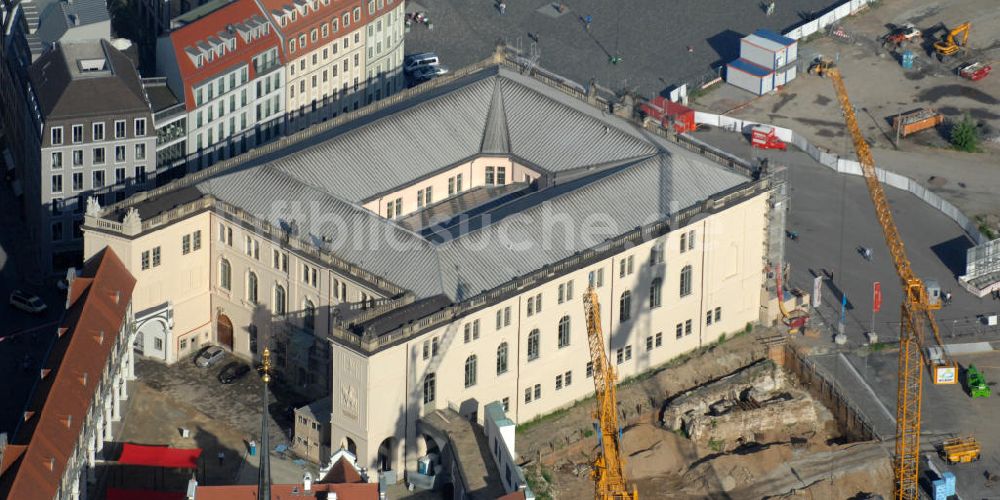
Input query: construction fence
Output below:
<box><xmin>691</xmin><ymin>112</ymin><xmax>987</xmax><ymax>246</ymax></box>
<box><xmin>782</xmin><ymin>0</ymin><xmax>878</xmax><ymax>41</ymax></box>
<box><xmin>781</xmin><ymin>345</ymin><xmax>880</xmax><ymax>442</ymax></box>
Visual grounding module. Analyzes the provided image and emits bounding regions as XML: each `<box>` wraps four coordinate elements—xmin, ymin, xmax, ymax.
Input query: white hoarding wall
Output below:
<box><xmin>782</xmin><ymin>0</ymin><xmax>875</xmax><ymax>40</ymax></box>
<box><xmin>692</xmin><ymin>111</ymin><xmax>986</xmax><ymax>246</ymax></box>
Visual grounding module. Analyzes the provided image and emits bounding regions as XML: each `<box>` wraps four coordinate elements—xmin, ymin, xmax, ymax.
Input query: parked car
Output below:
<box><xmin>404</xmin><ymin>52</ymin><xmax>440</xmax><ymax>73</ymax></box>
<box><xmin>9</xmin><ymin>290</ymin><xmax>46</xmax><ymax>314</ymax></box>
<box><xmin>412</xmin><ymin>64</ymin><xmax>449</xmax><ymax>82</ymax></box>
<box><xmin>218</xmin><ymin>362</ymin><xmax>252</xmax><ymax>384</ymax></box>
<box><xmin>195</xmin><ymin>345</ymin><xmax>225</xmax><ymax>368</ymax></box>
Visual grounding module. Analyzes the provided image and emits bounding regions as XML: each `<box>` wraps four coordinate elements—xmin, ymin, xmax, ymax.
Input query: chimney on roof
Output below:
<box><xmin>97</xmin><ymin>330</ymin><xmax>105</xmax><ymax>345</ymax></box>
<box><xmin>81</xmin><ymin>372</ymin><xmax>88</xmax><ymax>386</ymax></box>
<box><xmin>114</xmin><ymin>290</ymin><xmax>121</xmax><ymax>304</ymax></box>
<box><xmin>47</xmin><ymin>457</ymin><xmax>55</xmax><ymax>471</ymax></box>
<box><xmin>303</xmin><ymin>471</ymin><xmax>313</xmax><ymax>491</ymax></box>
<box><xmin>64</xmin><ymin>414</ymin><xmax>73</xmax><ymax>428</ymax></box>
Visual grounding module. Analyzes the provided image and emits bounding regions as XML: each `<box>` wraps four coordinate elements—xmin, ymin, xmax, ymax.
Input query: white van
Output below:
<box><xmin>404</xmin><ymin>52</ymin><xmax>440</xmax><ymax>73</ymax></box>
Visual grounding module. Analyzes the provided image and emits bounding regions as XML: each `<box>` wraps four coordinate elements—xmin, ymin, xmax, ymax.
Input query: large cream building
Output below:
<box><xmin>83</xmin><ymin>58</ymin><xmax>774</xmax><ymax>478</ymax></box>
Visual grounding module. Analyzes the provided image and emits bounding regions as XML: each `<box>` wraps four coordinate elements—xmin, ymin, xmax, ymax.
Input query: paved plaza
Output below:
<box><xmin>403</xmin><ymin>0</ymin><xmax>841</xmax><ymax>97</ymax></box>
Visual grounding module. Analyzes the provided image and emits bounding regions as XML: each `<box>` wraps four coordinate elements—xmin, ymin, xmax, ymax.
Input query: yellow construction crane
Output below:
<box><xmin>583</xmin><ymin>287</ymin><xmax>639</xmax><ymax>500</ymax></box>
<box><xmin>826</xmin><ymin>67</ymin><xmax>956</xmax><ymax>500</ymax></box>
<box><xmin>934</xmin><ymin>22</ymin><xmax>971</xmax><ymax>57</ymax></box>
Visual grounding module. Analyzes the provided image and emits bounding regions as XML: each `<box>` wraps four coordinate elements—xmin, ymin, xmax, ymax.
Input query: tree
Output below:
<box><xmin>950</xmin><ymin>113</ymin><xmax>980</xmax><ymax>152</ymax></box>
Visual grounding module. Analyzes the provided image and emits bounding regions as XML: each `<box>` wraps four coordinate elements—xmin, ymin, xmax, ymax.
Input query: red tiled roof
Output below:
<box><xmin>497</xmin><ymin>491</ymin><xmax>526</xmax><ymax>500</ymax></box>
<box><xmin>195</xmin><ymin>482</ymin><xmax>378</xmax><ymax>500</ymax></box>
<box><xmin>168</xmin><ymin>0</ymin><xmax>282</xmax><ymax>111</ymax></box>
<box><xmin>0</xmin><ymin>247</ymin><xmax>136</xmax><ymax>500</ymax></box>
<box><xmin>320</xmin><ymin>456</ymin><xmax>364</xmax><ymax>484</ymax></box>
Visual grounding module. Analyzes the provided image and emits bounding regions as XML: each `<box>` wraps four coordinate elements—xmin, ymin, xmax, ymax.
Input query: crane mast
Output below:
<box><xmin>583</xmin><ymin>287</ymin><xmax>638</xmax><ymax>500</ymax></box>
<box><xmin>826</xmin><ymin>67</ymin><xmax>948</xmax><ymax>500</ymax></box>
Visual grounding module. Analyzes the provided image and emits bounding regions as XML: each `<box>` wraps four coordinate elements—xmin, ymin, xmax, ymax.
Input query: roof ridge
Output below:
<box><xmin>479</xmin><ymin>77</ymin><xmax>510</xmax><ymax>154</ymax></box>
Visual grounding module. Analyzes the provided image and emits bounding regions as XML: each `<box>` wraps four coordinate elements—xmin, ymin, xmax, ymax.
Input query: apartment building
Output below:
<box><xmin>0</xmin><ymin>0</ymin><xmax>112</xmax><ymax>189</ymax></box>
<box><xmin>0</xmin><ymin>248</ymin><xmax>138</xmax><ymax>500</ymax></box>
<box><xmin>261</xmin><ymin>0</ymin><xmax>372</xmax><ymax>129</ymax></box>
<box><xmin>156</xmin><ymin>0</ymin><xmax>285</xmax><ymax>170</ymax></box>
<box><xmin>82</xmin><ymin>61</ymin><xmax>773</xmax><ymax>478</ymax></box>
<box><xmin>361</xmin><ymin>0</ymin><xmax>404</xmax><ymax>105</ymax></box>
<box><xmin>26</xmin><ymin>40</ymin><xmax>157</xmax><ymax>274</ymax></box>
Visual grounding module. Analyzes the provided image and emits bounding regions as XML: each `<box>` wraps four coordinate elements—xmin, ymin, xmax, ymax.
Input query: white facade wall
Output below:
<box><xmin>738</xmin><ymin>39</ymin><xmax>777</xmax><ymax>70</ymax></box>
<box><xmin>329</xmin><ymin>192</ymin><xmax>770</xmax><ymax>475</ymax></box>
<box><xmin>363</xmin><ymin>2</ymin><xmax>405</xmax><ymax>103</ymax></box>
<box><xmin>726</xmin><ymin>64</ymin><xmax>771</xmax><ymax>95</ymax></box>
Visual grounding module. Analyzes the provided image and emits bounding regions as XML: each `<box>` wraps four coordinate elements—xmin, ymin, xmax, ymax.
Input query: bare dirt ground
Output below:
<box><xmin>694</xmin><ymin>0</ymin><xmax>1000</xmax><ymax>231</ymax></box>
<box><xmin>516</xmin><ymin>329</ymin><xmax>893</xmax><ymax>499</ymax></box>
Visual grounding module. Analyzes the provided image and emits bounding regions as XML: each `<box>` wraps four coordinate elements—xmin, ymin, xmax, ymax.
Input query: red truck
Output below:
<box><xmin>960</xmin><ymin>62</ymin><xmax>992</xmax><ymax>81</ymax></box>
<box><xmin>751</xmin><ymin>125</ymin><xmax>787</xmax><ymax>150</ymax></box>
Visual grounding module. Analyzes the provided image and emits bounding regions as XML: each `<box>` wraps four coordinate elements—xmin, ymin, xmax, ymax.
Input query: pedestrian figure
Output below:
<box><xmin>217</xmin><ymin>451</ymin><xmax>224</xmax><ymax>466</ymax></box>
<box><xmin>687</xmin><ymin>45</ymin><xmax>694</xmax><ymax>53</ymax></box>
<box><xmin>498</xmin><ymin>1</ymin><xmax>506</xmax><ymax>15</ymax></box>
<box><xmin>766</xmin><ymin>1</ymin><xmax>775</xmax><ymax>16</ymax></box>
<box><xmin>583</xmin><ymin>15</ymin><xmax>592</xmax><ymax>31</ymax></box>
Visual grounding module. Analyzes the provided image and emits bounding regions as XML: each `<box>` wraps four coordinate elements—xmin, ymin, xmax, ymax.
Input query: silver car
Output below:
<box><xmin>195</xmin><ymin>345</ymin><xmax>225</xmax><ymax>368</ymax></box>
<box><xmin>412</xmin><ymin>64</ymin><xmax>449</xmax><ymax>81</ymax></box>
<box><xmin>9</xmin><ymin>290</ymin><xmax>47</xmax><ymax>314</ymax></box>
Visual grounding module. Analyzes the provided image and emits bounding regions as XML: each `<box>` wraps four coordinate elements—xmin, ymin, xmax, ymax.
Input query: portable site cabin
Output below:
<box><xmin>726</xmin><ymin>29</ymin><xmax>798</xmax><ymax>95</ymax></box>
<box><xmin>726</xmin><ymin>58</ymin><xmax>774</xmax><ymax>95</ymax></box>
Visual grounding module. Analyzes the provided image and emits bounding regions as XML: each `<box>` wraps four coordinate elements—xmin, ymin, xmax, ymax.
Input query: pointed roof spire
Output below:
<box><xmin>480</xmin><ymin>79</ymin><xmax>511</xmax><ymax>154</ymax></box>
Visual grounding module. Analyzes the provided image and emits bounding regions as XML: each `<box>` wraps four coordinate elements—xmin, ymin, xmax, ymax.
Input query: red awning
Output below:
<box><xmin>106</xmin><ymin>489</ymin><xmax>187</xmax><ymax>500</ymax></box>
<box><xmin>117</xmin><ymin>443</ymin><xmax>202</xmax><ymax>469</ymax></box>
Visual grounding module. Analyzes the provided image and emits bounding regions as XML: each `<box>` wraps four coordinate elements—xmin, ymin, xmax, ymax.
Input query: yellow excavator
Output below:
<box><xmin>934</xmin><ymin>22</ymin><xmax>971</xmax><ymax>58</ymax></box>
<box><xmin>583</xmin><ymin>287</ymin><xmax>639</xmax><ymax>500</ymax></box>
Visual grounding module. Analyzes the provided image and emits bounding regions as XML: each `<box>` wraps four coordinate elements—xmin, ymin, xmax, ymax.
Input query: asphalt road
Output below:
<box><xmin>691</xmin><ymin>127</ymin><xmax>998</xmax><ymax>347</ymax></box>
<box><xmin>403</xmin><ymin>0</ymin><xmax>842</xmax><ymax>98</ymax></box>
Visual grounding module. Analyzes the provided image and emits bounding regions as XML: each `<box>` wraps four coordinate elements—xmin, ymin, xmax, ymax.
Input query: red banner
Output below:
<box><xmin>873</xmin><ymin>282</ymin><xmax>882</xmax><ymax>313</ymax></box>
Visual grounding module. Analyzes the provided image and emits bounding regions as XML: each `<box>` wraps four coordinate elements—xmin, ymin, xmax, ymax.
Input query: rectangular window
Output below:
<box><xmin>558</xmin><ymin>284</ymin><xmax>564</xmax><ymax>304</ymax></box>
<box><xmin>72</xmin><ymin>172</ymin><xmax>83</xmax><ymax>191</ymax></box>
<box><xmin>115</xmin><ymin>145</ymin><xmax>126</xmax><ymax>163</ymax></box>
<box><xmin>135</xmin><ymin>166</ymin><xmax>147</xmax><ymax>184</ymax></box>
<box><xmin>152</xmin><ymin>246</ymin><xmax>161</xmax><ymax>267</ymax></box>
<box><xmin>676</xmin><ymin>323</ymin><xmax>683</xmax><ymax>339</ymax></box>
<box><xmin>655</xmin><ymin>332</ymin><xmax>663</xmax><ymax>347</ymax></box>
<box><xmin>135</xmin><ymin>118</ymin><xmax>146</xmax><ymax>137</ymax></box>
<box><xmin>51</xmin><ymin>174</ymin><xmax>63</xmax><ymax>193</ymax></box>
<box><xmin>586</xmin><ymin>361</ymin><xmax>594</xmax><ymax>378</ymax></box>
<box><xmin>497</xmin><ymin>166</ymin><xmax>506</xmax><ymax>185</ymax></box>
<box><xmin>627</xmin><ymin>255</ymin><xmax>634</xmax><ymax>275</ymax></box>
<box><xmin>473</xmin><ymin>320</ymin><xmax>480</xmax><ymax>339</ymax></box>
<box><xmin>646</xmin><ymin>336</ymin><xmax>653</xmax><ymax>351</ymax></box>
<box><xmin>416</xmin><ymin>189</ymin><xmax>424</xmax><ymax>208</ymax></box>
<box><xmin>72</xmin><ymin>150</ymin><xmax>83</xmax><ymax>167</ymax></box>
<box><xmin>141</xmin><ymin>250</ymin><xmax>150</xmax><ymax>270</ymax></box>
<box><xmin>625</xmin><ymin>345</ymin><xmax>632</xmax><ymax>361</ymax></box>
<box><xmin>534</xmin><ymin>384</ymin><xmax>541</xmax><ymax>400</ymax></box>
<box><xmin>534</xmin><ymin>293</ymin><xmax>542</xmax><ymax>313</ymax></box>
<box><xmin>51</xmin><ymin>127</ymin><xmax>63</xmax><ymax>145</ymax></box>
<box><xmin>706</xmin><ymin>311</ymin><xmax>713</xmax><ymax>325</ymax></box>
<box><xmin>93</xmin><ymin>147</ymin><xmax>105</xmax><ymax>164</ymax></box>
<box><xmin>616</xmin><ymin>348</ymin><xmax>624</xmax><ymax>365</ymax></box>
<box><xmin>51</xmin><ymin>198</ymin><xmax>63</xmax><ymax>215</ymax></box>
<box><xmin>619</xmin><ymin>258</ymin><xmax>626</xmax><ymax>278</ymax></box>
<box><xmin>93</xmin><ymin>122</ymin><xmax>104</xmax><ymax>141</ymax></box>
<box><xmin>425</xmin><ymin>186</ymin><xmax>432</xmax><ymax>205</ymax></box>
<box><xmin>496</xmin><ymin>310</ymin><xmax>502</xmax><ymax>330</ymax></box>
<box><xmin>464</xmin><ymin>323</ymin><xmax>472</xmax><ymax>343</ymax></box>
<box><xmin>564</xmin><ymin>370</ymin><xmax>572</xmax><ymax>386</ymax></box>
<box><xmin>688</xmin><ymin>230</ymin><xmax>695</xmax><ymax>250</ymax></box>
<box><xmin>72</xmin><ymin>124</ymin><xmax>83</xmax><ymax>143</ymax></box>
<box><xmin>715</xmin><ymin>307</ymin><xmax>721</xmax><ymax>322</ymax></box>
<box><xmin>527</xmin><ymin>297</ymin><xmax>534</xmax><ymax>316</ymax></box>
<box><xmin>504</xmin><ymin>307</ymin><xmax>511</xmax><ymax>326</ymax></box>
<box><xmin>51</xmin><ymin>152</ymin><xmax>63</xmax><ymax>169</ymax></box>
<box><xmin>502</xmin><ymin>397</ymin><xmax>509</xmax><ymax>412</ymax></box>
<box><xmin>485</xmin><ymin>166</ymin><xmax>494</xmax><ymax>185</ymax></box>
<box><xmin>422</xmin><ymin>340</ymin><xmax>429</xmax><ymax>360</ymax></box>
<box><xmin>566</xmin><ymin>281</ymin><xmax>573</xmax><ymax>300</ymax></box>
<box><xmin>92</xmin><ymin>170</ymin><xmax>105</xmax><ymax>188</ymax></box>
<box><xmin>193</xmin><ymin>230</ymin><xmax>201</xmax><ymax>250</ymax></box>
<box><xmin>457</xmin><ymin>173</ymin><xmax>463</xmax><ymax>192</ymax></box>
<box><xmin>432</xmin><ymin>337</ymin><xmax>439</xmax><ymax>356</ymax></box>
<box><xmin>524</xmin><ymin>388</ymin><xmax>531</xmax><ymax>403</ymax></box>
<box><xmin>115</xmin><ymin>120</ymin><xmax>126</xmax><ymax>139</ymax></box>
<box><xmin>685</xmin><ymin>319</ymin><xmax>692</xmax><ymax>336</ymax></box>
<box><xmin>115</xmin><ymin>167</ymin><xmax>125</xmax><ymax>184</ymax></box>
<box><xmin>555</xmin><ymin>375</ymin><xmax>563</xmax><ymax>390</ymax></box>
<box><xmin>183</xmin><ymin>234</ymin><xmax>191</xmax><ymax>254</ymax></box>
<box><xmin>448</xmin><ymin>177</ymin><xmax>455</xmax><ymax>195</ymax></box>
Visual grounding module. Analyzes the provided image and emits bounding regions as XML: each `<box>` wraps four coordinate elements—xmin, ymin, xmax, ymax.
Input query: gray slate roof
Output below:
<box><xmin>135</xmin><ymin>66</ymin><xmax>749</xmax><ymax>300</ymax></box>
<box><xmin>35</xmin><ymin>0</ymin><xmax>109</xmax><ymax>46</ymax></box>
<box><xmin>29</xmin><ymin>39</ymin><xmax>149</xmax><ymax>119</ymax></box>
